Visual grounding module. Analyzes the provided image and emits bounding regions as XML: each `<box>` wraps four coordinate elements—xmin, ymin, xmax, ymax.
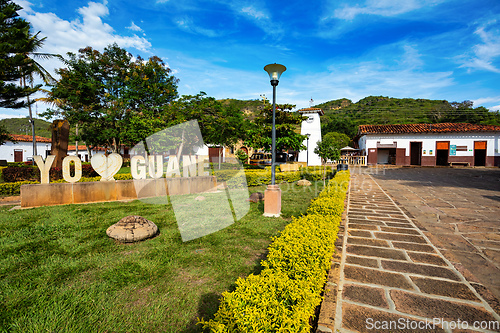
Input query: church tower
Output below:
<box><xmin>297</xmin><ymin>108</ymin><xmax>324</xmax><ymax>166</ymax></box>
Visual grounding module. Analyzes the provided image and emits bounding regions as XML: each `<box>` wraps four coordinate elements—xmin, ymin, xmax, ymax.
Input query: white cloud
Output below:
<box><xmin>472</xmin><ymin>96</ymin><xmax>500</xmax><ymax>111</ymax></box>
<box><xmin>164</xmin><ymin>42</ymin><xmax>455</xmax><ymax>112</ymax></box>
<box><xmin>241</xmin><ymin>6</ymin><xmax>268</xmax><ymax>20</ymax></box>
<box><xmin>12</xmin><ymin>0</ymin><xmax>153</xmax><ymax>117</ymax></box>
<box><xmin>127</xmin><ymin>21</ymin><xmax>144</xmax><ymax>32</ymax></box>
<box><xmin>0</xmin><ymin>112</ymin><xmax>29</xmax><ymax>120</ymax></box>
<box><xmin>227</xmin><ymin>1</ymin><xmax>283</xmax><ymax>39</ymax></box>
<box><xmin>332</xmin><ymin>0</ymin><xmax>444</xmax><ymax>20</ymax></box>
<box><xmin>175</xmin><ymin>17</ymin><xmax>220</xmax><ymax>37</ymax></box>
<box><xmin>460</xmin><ymin>20</ymin><xmax>500</xmax><ymax>73</ymax></box>
<box><xmin>15</xmin><ymin>0</ymin><xmax>152</xmax><ymax>59</ymax></box>
<box><xmin>285</xmin><ymin>63</ymin><xmax>454</xmax><ymax>109</ymax></box>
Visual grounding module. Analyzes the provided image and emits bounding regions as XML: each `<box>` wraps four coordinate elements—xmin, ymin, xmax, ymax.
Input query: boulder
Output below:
<box><xmin>247</xmin><ymin>192</ymin><xmax>264</xmax><ymax>203</ymax></box>
<box><xmin>297</xmin><ymin>179</ymin><xmax>312</xmax><ymax>186</ymax></box>
<box><xmin>106</xmin><ymin>215</ymin><xmax>158</xmax><ymax>243</ymax></box>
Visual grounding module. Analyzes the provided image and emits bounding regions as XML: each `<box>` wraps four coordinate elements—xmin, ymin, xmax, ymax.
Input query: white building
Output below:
<box><xmin>356</xmin><ymin>123</ymin><xmax>500</xmax><ymax>167</ymax></box>
<box><xmin>297</xmin><ymin>108</ymin><xmax>323</xmax><ymax>166</ymax></box>
<box><xmin>0</xmin><ymin>134</ymin><xmax>51</xmax><ymax>162</ymax></box>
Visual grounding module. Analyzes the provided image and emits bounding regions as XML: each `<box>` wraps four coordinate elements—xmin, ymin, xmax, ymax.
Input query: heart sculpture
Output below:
<box><xmin>91</xmin><ymin>153</ymin><xmax>123</xmax><ymax>182</ymax></box>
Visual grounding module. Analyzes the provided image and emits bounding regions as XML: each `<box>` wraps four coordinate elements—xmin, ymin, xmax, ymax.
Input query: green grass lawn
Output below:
<box><xmin>0</xmin><ymin>181</ymin><xmax>325</xmax><ymax>333</ymax></box>
<box><xmin>117</xmin><ymin>166</ymin><xmax>131</xmax><ymax>174</ymax></box>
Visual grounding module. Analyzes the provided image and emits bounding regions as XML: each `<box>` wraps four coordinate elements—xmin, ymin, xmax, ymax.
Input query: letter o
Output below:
<box><xmin>63</xmin><ymin>155</ymin><xmax>82</xmax><ymax>183</ymax></box>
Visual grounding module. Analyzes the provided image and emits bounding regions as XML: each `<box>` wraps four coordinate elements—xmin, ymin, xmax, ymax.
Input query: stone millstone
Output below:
<box><xmin>297</xmin><ymin>179</ymin><xmax>312</xmax><ymax>186</ymax></box>
<box><xmin>106</xmin><ymin>215</ymin><xmax>158</xmax><ymax>243</ymax></box>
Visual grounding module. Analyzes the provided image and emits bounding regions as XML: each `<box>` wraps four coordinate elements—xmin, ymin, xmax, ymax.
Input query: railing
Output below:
<box><xmin>343</xmin><ymin>156</ymin><xmax>366</xmax><ymax>165</ymax></box>
<box><xmin>325</xmin><ymin>156</ymin><xmax>367</xmax><ymax>166</ymax></box>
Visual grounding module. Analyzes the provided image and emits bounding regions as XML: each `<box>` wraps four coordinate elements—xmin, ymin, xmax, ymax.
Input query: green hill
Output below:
<box><xmin>0</xmin><ymin>117</ymin><xmax>53</xmax><ymax>138</ymax></box>
<box><xmin>219</xmin><ymin>98</ymin><xmax>266</xmax><ymax>120</ymax></box>
<box><xmin>0</xmin><ymin>117</ymin><xmax>78</xmax><ymax>141</ymax></box>
<box><xmin>315</xmin><ymin>96</ymin><xmax>500</xmax><ymax>138</ymax></box>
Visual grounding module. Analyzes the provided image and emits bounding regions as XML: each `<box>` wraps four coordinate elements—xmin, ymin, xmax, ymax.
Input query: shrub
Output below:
<box><xmin>199</xmin><ymin>171</ymin><xmax>350</xmax><ymax>332</ymax></box>
<box><xmin>2</xmin><ymin>166</ymin><xmax>38</xmax><ymax>182</ymax></box>
<box><xmin>0</xmin><ymin>181</ymin><xmax>38</xmax><ymax>196</ymax></box>
<box><xmin>213</xmin><ymin>169</ymin><xmax>334</xmax><ymax>188</ymax></box>
<box><xmin>235</xmin><ymin>149</ymin><xmax>248</xmax><ymax>165</ymax></box>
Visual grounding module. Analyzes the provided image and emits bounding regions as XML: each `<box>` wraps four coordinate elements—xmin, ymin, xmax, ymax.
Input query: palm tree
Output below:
<box><xmin>19</xmin><ymin>31</ymin><xmax>62</xmax><ymax>157</ymax></box>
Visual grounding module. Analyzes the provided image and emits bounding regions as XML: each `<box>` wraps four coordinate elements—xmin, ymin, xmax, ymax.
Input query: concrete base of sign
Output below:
<box><xmin>20</xmin><ymin>176</ymin><xmax>217</xmax><ymax>208</ymax></box>
<box><xmin>263</xmin><ymin>184</ymin><xmax>281</xmax><ymax>217</ymax></box>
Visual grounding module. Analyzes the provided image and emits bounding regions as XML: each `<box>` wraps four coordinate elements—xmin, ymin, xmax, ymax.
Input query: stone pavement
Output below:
<box><xmin>317</xmin><ymin>171</ymin><xmax>500</xmax><ymax>333</ymax></box>
<box><xmin>373</xmin><ymin>168</ymin><xmax>500</xmax><ymax>303</ymax></box>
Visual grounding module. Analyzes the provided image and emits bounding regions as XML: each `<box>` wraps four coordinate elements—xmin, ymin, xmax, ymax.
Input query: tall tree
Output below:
<box><xmin>244</xmin><ymin>103</ymin><xmax>307</xmax><ymax>153</ymax></box>
<box><xmin>314</xmin><ymin>131</ymin><xmax>351</xmax><ymax>163</ymax></box>
<box><xmin>20</xmin><ymin>32</ymin><xmax>61</xmax><ymax>155</ymax></box>
<box><xmin>0</xmin><ymin>0</ymin><xmax>61</xmax><ymax>151</ymax></box>
<box><xmin>46</xmin><ymin>44</ymin><xmax>179</xmax><ymax>153</ymax></box>
<box><xmin>168</xmin><ymin>92</ymin><xmax>247</xmax><ymax>166</ymax></box>
<box><xmin>0</xmin><ymin>124</ymin><xmax>10</xmax><ymax>145</ymax></box>
<box><xmin>0</xmin><ymin>0</ymin><xmax>39</xmax><ymax>109</ymax></box>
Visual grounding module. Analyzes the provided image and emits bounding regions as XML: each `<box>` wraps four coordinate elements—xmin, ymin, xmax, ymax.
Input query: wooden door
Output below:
<box><xmin>474</xmin><ymin>141</ymin><xmax>487</xmax><ymax>166</ymax></box>
<box><xmin>14</xmin><ymin>150</ymin><xmax>23</xmax><ymax>162</ymax></box>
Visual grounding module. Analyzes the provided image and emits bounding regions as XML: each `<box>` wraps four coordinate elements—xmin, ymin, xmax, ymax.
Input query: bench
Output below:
<box><xmin>449</xmin><ymin>161</ymin><xmax>470</xmax><ymax>167</ymax></box>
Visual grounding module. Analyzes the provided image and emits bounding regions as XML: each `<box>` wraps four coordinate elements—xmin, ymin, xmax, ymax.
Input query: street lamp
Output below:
<box><xmin>263</xmin><ymin>63</ymin><xmax>286</xmax><ymax>217</ymax></box>
<box><xmin>305</xmin><ymin>133</ymin><xmax>310</xmax><ymax>166</ymax></box>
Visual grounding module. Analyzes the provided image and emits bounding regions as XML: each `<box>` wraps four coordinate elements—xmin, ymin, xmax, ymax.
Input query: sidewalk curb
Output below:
<box><xmin>316</xmin><ymin>180</ymin><xmax>350</xmax><ymax>332</ymax></box>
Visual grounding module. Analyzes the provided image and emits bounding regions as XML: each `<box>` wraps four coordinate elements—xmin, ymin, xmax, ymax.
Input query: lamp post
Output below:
<box><xmin>305</xmin><ymin>133</ymin><xmax>310</xmax><ymax>166</ymax></box>
<box><xmin>263</xmin><ymin>63</ymin><xmax>286</xmax><ymax>217</ymax></box>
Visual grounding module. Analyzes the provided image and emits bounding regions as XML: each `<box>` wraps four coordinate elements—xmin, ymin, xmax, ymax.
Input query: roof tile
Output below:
<box><xmin>358</xmin><ymin>123</ymin><xmax>500</xmax><ymax>135</ymax></box>
<box><xmin>9</xmin><ymin>134</ymin><xmax>51</xmax><ymax>143</ymax></box>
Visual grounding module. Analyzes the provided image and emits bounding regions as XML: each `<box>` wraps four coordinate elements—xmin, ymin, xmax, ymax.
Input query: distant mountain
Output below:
<box><xmin>219</xmin><ymin>98</ymin><xmax>266</xmax><ymax>120</ymax></box>
<box><xmin>0</xmin><ymin>117</ymin><xmax>53</xmax><ymax>138</ymax></box>
<box><xmin>0</xmin><ymin>117</ymin><xmax>78</xmax><ymax>141</ymax></box>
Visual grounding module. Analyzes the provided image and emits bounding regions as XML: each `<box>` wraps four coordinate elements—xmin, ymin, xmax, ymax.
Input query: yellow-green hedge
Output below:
<box><xmin>214</xmin><ymin>168</ymin><xmax>334</xmax><ymax>188</ymax></box>
<box><xmin>0</xmin><ymin>181</ymin><xmax>38</xmax><ymax>196</ymax></box>
<box><xmin>199</xmin><ymin>171</ymin><xmax>350</xmax><ymax>332</ymax></box>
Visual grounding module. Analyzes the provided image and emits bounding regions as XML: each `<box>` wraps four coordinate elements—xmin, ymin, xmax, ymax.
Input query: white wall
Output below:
<box><xmin>0</xmin><ymin>141</ymin><xmax>51</xmax><ymax>162</ymax></box>
<box><xmin>360</xmin><ymin>133</ymin><xmax>500</xmax><ymax>158</ymax></box>
<box><xmin>297</xmin><ymin>111</ymin><xmax>322</xmax><ymax>166</ymax></box>
<box><xmin>67</xmin><ymin>150</ymin><xmax>90</xmax><ymax>162</ymax></box>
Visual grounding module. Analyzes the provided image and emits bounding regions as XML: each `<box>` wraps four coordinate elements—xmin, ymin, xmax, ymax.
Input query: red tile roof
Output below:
<box><xmin>9</xmin><ymin>134</ymin><xmax>51</xmax><ymax>143</ymax></box>
<box><xmin>297</xmin><ymin>108</ymin><xmax>324</xmax><ymax>116</ymax></box>
<box><xmin>358</xmin><ymin>123</ymin><xmax>500</xmax><ymax>135</ymax></box>
<box><xmin>67</xmin><ymin>145</ymin><xmax>88</xmax><ymax>151</ymax></box>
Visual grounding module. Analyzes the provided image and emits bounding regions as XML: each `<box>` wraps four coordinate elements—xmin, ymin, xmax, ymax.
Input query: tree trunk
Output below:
<box><xmin>75</xmin><ymin>123</ymin><xmax>79</xmax><ymax>158</ymax></box>
<box><xmin>23</xmin><ymin>76</ymin><xmax>37</xmax><ymax>161</ymax></box>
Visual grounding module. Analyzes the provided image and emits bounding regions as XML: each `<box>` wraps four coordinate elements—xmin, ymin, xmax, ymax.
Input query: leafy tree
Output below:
<box><xmin>0</xmin><ymin>0</ymin><xmax>39</xmax><ymax>109</ymax></box>
<box><xmin>163</xmin><ymin>93</ymin><xmax>247</xmax><ymax>165</ymax></box>
<box><xmin>314</xmin><ymin>132</ymin><xmax>351</xmax><ymax>163</ymax></box>
<box><xmin>0</xmin><ymin>124</ymin><xmax>10</xmax><ymax>145</ymax></box>
<box><xmin>46</xmin><ymin>44</ymin><xmax>179</xmax><ymax>153</ymax></box>
<box><xmin>244</xmin><ymin>103</ymin><xmax>307</xmax><ymax>153</ymax></box>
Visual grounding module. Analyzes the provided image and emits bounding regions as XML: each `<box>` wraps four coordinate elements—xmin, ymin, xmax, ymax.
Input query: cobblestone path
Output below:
<box><xmin>318</xmin><ymin>172</ymin><xmax>500</xmax><ymax>333</ymax></box>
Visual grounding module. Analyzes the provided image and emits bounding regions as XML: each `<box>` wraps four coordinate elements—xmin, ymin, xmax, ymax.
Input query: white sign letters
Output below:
<box><xmin>33</xmin><ymin>154</ymin><xmax>209</xmax><ymax>184</ymax></box>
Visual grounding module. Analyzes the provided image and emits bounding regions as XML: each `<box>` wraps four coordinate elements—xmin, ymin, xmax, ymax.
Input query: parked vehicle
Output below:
<box><xmin>250</xmin><ymin>152</ymin><xmax>290</xmax><ymax>166</ymax></box>
<box><xmin>249</xmin><ymin>152</ymin><xmax>271</xmax><ymax>166</ymax></box>
<box><xmin>275</xmin><ymin>152</ymin><xmax>289</xmax><ymax>164</ymax></box>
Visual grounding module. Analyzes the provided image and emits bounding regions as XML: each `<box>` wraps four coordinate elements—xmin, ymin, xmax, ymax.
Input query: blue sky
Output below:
<box><xmin>3</xmin><ymin>0</ymin><xmax>500</xmax><ymax>119</ymax></box>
